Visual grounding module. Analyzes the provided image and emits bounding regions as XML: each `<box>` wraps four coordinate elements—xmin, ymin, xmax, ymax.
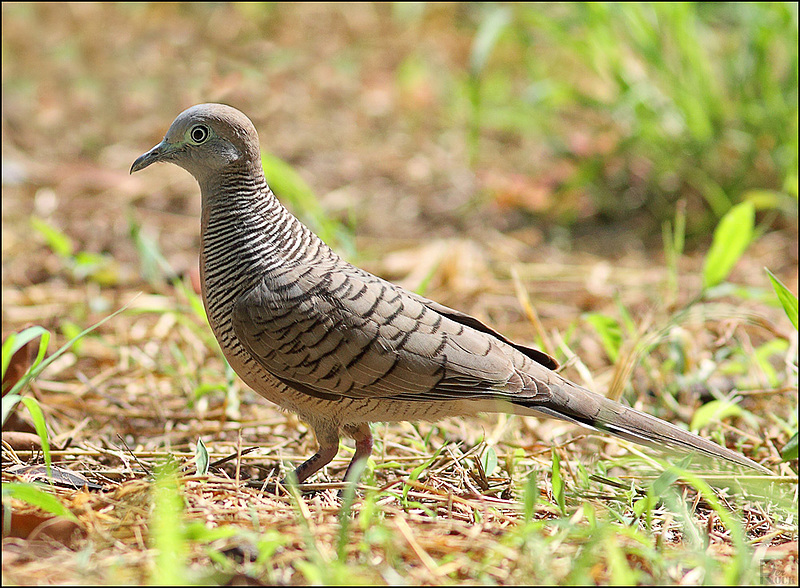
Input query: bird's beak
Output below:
<box><xmin>130</xmin><ymin>139</ymin><xmax>170</xmax><ymax>174</ymax></box>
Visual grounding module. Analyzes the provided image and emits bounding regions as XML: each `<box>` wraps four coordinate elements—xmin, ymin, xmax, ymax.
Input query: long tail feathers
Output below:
<box><xmin>518</xmin><ymin>381</ymin><xmax>771</xmax><ymax>474</ymax></box>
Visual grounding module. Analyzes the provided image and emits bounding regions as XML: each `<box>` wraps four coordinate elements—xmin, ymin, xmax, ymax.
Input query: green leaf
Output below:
<box><xmin>403</xmin><ymin>444</ymin><xmax>445</xmax><ymax>501</ymax></box>
<box><xmin>689</xmin><ymin>399</ymin><xmax>743</xmax><ymax>432</ymax></box>
<box><xmin>662</xmin><ymin>202</ymin><xmax>687</xmax><ymax>299</ymax></box>
<box><xmin>150</xmin><ymin>463</ymin><xmax>186</xmax><ymax>585</ymax></box>
<box><xmin>337</xmin><ymin>458</ymin><xmax>366</xmax><ymax>561</ymax></box>
<box><xmin>21</xmin><ymin>397</ymin><xmax>52</xmax><ymax>477</ymax></box>
<box><xmin>1</xmin><ymin>394</ymin><xmax>23</xmax><ymax>428</ymax></box>
<box><xmin>183</xmin><ymin>521</ymin><xmax>241</xmax><ymax>543</ymax></box>
<box><xmin>174</xmin><ymin>279</ymin><xmax>208</xmax><ymax>325</ymax></box>
<box><xmin>481</xmin><ymin>445</ymin><xmax>498</xmax><ymax>476</ymax></box>
<box><xmin>522</xmin><ymin>470</ymin><xmax>538</xmax><ymax>523</ymax></box>
<box><xmin>743</xmin><ymin>189</ymin><xmax>784</xmax><ymax>211</ymax></box>
<box><xmin>1</xmin><ymin>326</ymin><xmax>49</xmax><ymax>384</ymax></box>
<box><xmin>551</xmin><ymin>448</ymin><xmax>565</xmax><ymax>515</ymax></box>
<box><xmin>60</xmin><ymin>322</ymin><xmax>84</xmax><ymax>355</ymax></box>
<box><xmin>781</xmin><ymin>432</ymin><xmax>798</xmax><ymax>461</ymax></box>
<box><xmin>584</xmin><ymin>313</ymin><xmax>622</xmax><ymax>362</ymax></box>
<box><xmin>128</xmin><ymin>212</ymin><xmax>175</xmax><ymax>286</ymax></box>
<box><xmin>784</xmin><ymin>173</ymin><xmax>798</xmax><ymax>199</ymax></box>
<box><xmin>765</xmin><ymin>268</ymin><xmax>798</xmax><ymax>330</ymax></box>
<box><xmin>195</xmin><ymin>437</ymin><xmax>209</xmax><ymax>476</ymax></box>
<box><xmin>72</xmin><ymin>250</ymin><xmax>116</xmax><ymax>284</ymax></box>
<box><xmin>2</xmin><ymin>482</ymin><xmax>78</xmax><ymax>521</ymax></box>
<box><xmin>470</xmin><ymin>6</ymin><xmax>512</xmax><ymax>76</ymax></box>
<box><xmin>650</xmin><ymin>467</ymin><xmax>680</xmax><ymax>512</ymax></box>
<box><xmin>30</xmin><ymin>216</ymin><xmax>74</xmax><ymax>257</ymax></box>
<box><xmin>702</xmin><ymin>201</ymin><xmax>755</xmax><ymax>289</ymax></box>
<box><xmin>632</xmin><ymin>492</ymin><xmax>656</xmax><ymax>520</ymax></box>
<box><xmin>753</xmin><ymin>338</ymin><xmax>790</xmax><ymax>388</ymax></box>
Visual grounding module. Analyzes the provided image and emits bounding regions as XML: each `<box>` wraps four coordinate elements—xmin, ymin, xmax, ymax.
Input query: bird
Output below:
<box><xmin>131</xmin><ymin>103</ymin><xmax>770</xmax><ymax>484</ymax></box>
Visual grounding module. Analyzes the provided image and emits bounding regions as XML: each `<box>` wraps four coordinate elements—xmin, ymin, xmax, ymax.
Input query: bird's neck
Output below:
<box><xmin>198</xmin><ymin>166</ymin><xmax>339</xmax><ymax>335</ymax></box>
<box><xmin>199</xmin><ymin>166</ymin><xmax>334</xmax><ymax>281</ymax></box>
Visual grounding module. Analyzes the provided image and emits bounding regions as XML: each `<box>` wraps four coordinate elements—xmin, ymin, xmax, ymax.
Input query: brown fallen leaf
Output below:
<box><xmin>1</xmin><ymin>508</ymin><xmax>85</xmax><ymax>547</ymax></box>
<box><xmin>2</xmin><ymin>431</ymin><xmax>42</xmax><ymax>451</ymax></box>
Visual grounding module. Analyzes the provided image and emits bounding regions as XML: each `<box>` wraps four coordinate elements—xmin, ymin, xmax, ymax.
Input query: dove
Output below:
<box><xmin>131</xmin><ymin>103</ymin><xmax>770</xmax><ymax>484</ymax></box>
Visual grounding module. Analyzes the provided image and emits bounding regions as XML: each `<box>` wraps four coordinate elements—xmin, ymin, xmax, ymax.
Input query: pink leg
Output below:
<box><xmin>342</xmin><ymin>423</ymin><xmax>373</xmax><ymax>483</ymax></box>
<box><xmin>286</xmin><ymin>429</ymin><xmax>340</xmax><ymax>484</ymax></box>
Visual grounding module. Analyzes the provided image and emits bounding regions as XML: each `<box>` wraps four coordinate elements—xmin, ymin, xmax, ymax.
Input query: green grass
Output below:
<box><xmin>459</xmin><ymin>3</ymin><xmax>798</xmax><ymax>234</ymax></box>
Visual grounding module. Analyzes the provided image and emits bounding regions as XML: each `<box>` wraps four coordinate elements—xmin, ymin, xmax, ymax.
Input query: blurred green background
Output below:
<box><xmin>2</xmin><ymin>3</ymin><xmax>797</xmax><ymax>269</ymax></box>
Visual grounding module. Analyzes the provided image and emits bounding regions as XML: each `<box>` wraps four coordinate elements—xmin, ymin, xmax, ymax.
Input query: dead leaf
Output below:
<box><xmin>1</xmin><ymin>508</ymin><xmax>85</xmax><ymax>547</ymax></box>
<box><xmin>2</xmin><ymin>431</ymin><xmax>42</xmax><ymax>451</ymax></box>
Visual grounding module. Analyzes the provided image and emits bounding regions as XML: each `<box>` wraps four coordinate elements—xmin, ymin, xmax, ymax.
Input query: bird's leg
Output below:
<box><xmin>342</xmin><ymin>422</ymin><xmax>373</xmax><ymax>484</ymax></box>
<box><xmin>285</xmin><ymin>428</ymin><xmax>340</xmax><ymax>484</ymax></box>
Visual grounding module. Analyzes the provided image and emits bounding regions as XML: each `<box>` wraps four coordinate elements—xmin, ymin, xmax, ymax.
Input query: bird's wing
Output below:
<box><xmin>404</xmin><ymin>291</ymin><xmax>559</xmax><ymax>370</ymax></box>
<box><xmin>231</xmin><ymin>262</ymin><xmax>552</xmax><ymax>404</ymax></box>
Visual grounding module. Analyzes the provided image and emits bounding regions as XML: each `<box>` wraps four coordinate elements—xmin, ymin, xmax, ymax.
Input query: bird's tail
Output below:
<box><xmin>515</xmin><ymin>379</ymin><xmax>771</xmax><ymax>474</ymax></box>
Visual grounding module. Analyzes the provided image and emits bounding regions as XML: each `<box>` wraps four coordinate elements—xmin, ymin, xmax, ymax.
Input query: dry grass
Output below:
<box><xmin>2</xmin><ymin>3</ymin><xmax>797</xmax><ymax>585</ymax></box>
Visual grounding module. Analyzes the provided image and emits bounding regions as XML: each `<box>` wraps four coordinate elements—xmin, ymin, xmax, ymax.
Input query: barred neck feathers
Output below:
<box><xmin>201</xmin><ymin>171</ymin><xmax>336</xmax><ymax>279</ymax></box>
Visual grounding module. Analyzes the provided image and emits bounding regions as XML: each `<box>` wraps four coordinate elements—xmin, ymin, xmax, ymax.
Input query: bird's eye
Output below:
<box><xmin>189</xmin><ymin>125</ymin><xmax>210</xmax><ymax>144</ymax></box>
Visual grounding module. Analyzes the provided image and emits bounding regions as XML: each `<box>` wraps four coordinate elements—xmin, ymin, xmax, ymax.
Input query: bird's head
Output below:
<box><xmin>130</xmin><ymin>103</ymin><xmax>262</xmax><ymax>186</ymax></box>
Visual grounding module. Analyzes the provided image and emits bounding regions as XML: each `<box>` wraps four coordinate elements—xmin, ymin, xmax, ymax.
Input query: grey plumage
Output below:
<box><xmin>131</xmin><ymin>103</ymin><xmax>771</xmax><ymax>482</ymax></box>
